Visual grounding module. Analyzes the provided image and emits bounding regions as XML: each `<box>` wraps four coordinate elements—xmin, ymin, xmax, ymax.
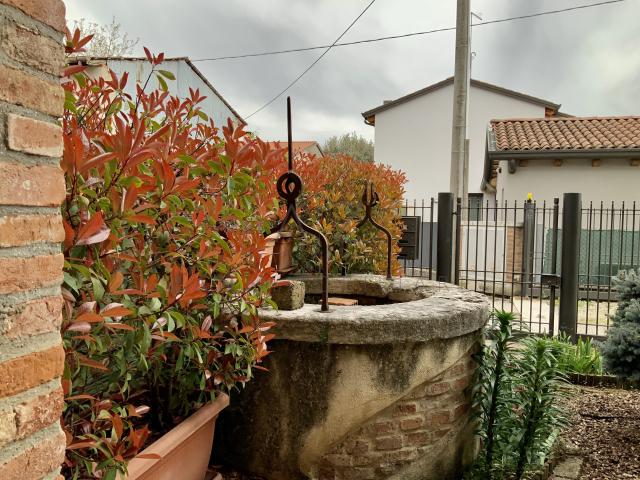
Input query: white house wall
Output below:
<box><xmin>105</xmin><ymin>59</ymin><xmax>240</xmax><ymax>128</ymax></box>
<box><xmin>497</xmin><ymin>158</ymin><xmax>640</xmax><ymax>205</ymax></box>
<box><xmin>372</xmin><ymin>83</ymin><xmax>546</xmax><ymax>201</ymax></box>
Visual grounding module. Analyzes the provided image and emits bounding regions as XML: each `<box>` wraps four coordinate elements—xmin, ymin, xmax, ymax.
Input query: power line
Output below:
<box><xmin>245</xmin><ymin>0</ymin><xmax>377</xmax><ymax>119</ymax></box>
<box><xmin>192</xmin><ymin>0</ymin><xmax>625</xmax><ymax>63</ymax></box>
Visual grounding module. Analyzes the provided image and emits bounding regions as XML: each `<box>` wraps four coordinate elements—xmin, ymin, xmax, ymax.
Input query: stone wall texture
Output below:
<box><xmin>0</xmin><ymin>1</ymin><xmax>66</xmax><ymax>479</ymax></box>
<box><xmin>316</xmin><ymin>353</ymin><xmax>475</xmax><ymax>480</ymax></box>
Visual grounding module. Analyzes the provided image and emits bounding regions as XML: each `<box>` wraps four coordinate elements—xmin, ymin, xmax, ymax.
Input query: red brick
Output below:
<box><xmin>0</xmin><ymin>22</ymin><xmax>64</xmax><ymax>75</ymax></box>
<box><xmin>352</xmin><ymin>455</ymin><xmax>372</xmax><ymax>466</ymax></box>
<box><xmin>3</xmin><ymin>296</ymin><xmax>63</xmax><ymax>338</ymax></box>
<box><xmin>0</xmin><ymin>213</ymin><xmax>64</xmax><ymax>247</ymax></box>
<box><xmin>451</xmin><ymin>403</ymin><xmax>470</xmax><ymax>420</ymax></box>
<box><xmin>345</xmin><ymin>439</ymin><xmax>369</xmax><ymax>455</ymax></box>
<box><xmin>406</xmin><ymin>431</ymin><xmax>431</xmax><ymax>447</ymax></box>
<box><xmin>0</xmin><ymin>0</ymin><xmax>66</xmax><ymax>32</ymax></box>
<box><xmin>0</xmin><ymin>345</ymin><xmax>64</xmax><ymax>398</ymax></box>
<box><xmin>14</xmin><ymin>387</ymin><xmax>63</xmax><ymax>438</ymax></box>
<box><xmin>426</xmin><ymin>382</ymin><xmax>450</xmax><ymax>396</ymax></box>
<box><xmin>349</xmin><ymin>467</ymin><xmax>376</xmax><ymax>480</ymax></box>
<box><xmin>394</xmin><ymin>402</ymin><xmax>417</xmax><ymax>416</ymax></box>
<box><xmin>382</xmin><ymin>449</ymin><xmax>417</xmax><ymax>462</ymax></box>
<box><xmin>432</xmin><ymin>428</ymin><xmax>451</xmax><ymax>440</ymax></box>
<box><xmin>400</xmin><ymin>416</ymin><xmax>424</xmax><ymax>431</ymax></box>
<box><xmin>0</xmin><ymin>163</ymin><xmax>65</xmax><ymax>207</ymax></box>
<box><xmin>428</xmin><ymin>411</ymin><xmax>451</xmax><ymax>427</ymax></box>
<box><xmin>448</xmin><ymin>363</ymin><xmax>466</xmax><ymax>376</ymax></box>
<box><xmin>0</xmin><ymin>254</ymin><xmax>64</xmax><ymax>294</ymax></box>
<box><xmin>374</xmin><ymin>435</ymin><xmax>402</xmax><ymax>451</ymax></box>
<box><xmin>7</xmin><ymin>114</ymin><xmax>63</xmax><ymax>157</ymax></box>
<box><xmin>0</xmin><ymin>64</ymin><xmax>63</xmax><ymax>116</ymax></box>
<box><xmin>323</xmin><ymin>454</ymin><xmax>351</xmax><ymax>467</ymax></box>
<box><xmin>370</xmin><ymin>420</ymin><xmax>395</xmax><ymax>435</ymax></box>
<box><xmin>0</xmin><ymin>427</ymin><xmax>65</xmax><ymax>480</ymax></box>
<box><xmin>451</xmin><ymin>375</ymin><xmax>471</xmax><ymax>392</ymax></box>
<box><xmin>318</xmin><ymin>466</ymin><xmax>336</xmax><ymax>480</ymax></box>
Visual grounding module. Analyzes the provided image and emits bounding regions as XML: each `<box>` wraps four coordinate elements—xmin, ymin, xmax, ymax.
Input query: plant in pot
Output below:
<box><xmin>61</xmin><ymin>31</ymin><xmax>282</xmax><ymax>479</ymax></box>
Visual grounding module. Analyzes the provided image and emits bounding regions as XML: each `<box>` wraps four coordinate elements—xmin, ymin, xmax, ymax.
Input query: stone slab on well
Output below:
<box><xmin>271</xmin><ymin>280</ymin><xmax>305</xmax><ymax>310</ymax></box>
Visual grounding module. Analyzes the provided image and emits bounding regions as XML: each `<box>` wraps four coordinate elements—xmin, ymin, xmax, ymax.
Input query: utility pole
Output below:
<box><xmin>449</xmin><ymin>0</ymin><xmax>471</xmax><ymax>201</ymax></box>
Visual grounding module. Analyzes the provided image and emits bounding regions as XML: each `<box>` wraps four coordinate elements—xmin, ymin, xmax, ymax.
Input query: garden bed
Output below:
<box><xmin>564</xmin><ymin>385</ymin><xmax>640</xmax><ymax>479</ymax></box>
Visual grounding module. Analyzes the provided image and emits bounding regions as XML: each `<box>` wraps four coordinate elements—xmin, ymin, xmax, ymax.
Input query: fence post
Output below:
<box><xmin>437</xmin><ymin>192</ymin><xmax>454</xmax><ymax>283</ymax></box>
<box><xmin>522</xmin><ymin>199</ymin><xmax>535</xmax><ymax>296</ymax></box>
<box><xmin>559</xmin><ymin>193</ymin><xmax>582</xmax><ymax>339</ymax></box>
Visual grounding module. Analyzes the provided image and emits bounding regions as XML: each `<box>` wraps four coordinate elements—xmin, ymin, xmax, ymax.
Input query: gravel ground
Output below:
<box><xmin>565</xmin><ymin>386</ymin><xmax>640</xmax><ymax>479</ymax></box>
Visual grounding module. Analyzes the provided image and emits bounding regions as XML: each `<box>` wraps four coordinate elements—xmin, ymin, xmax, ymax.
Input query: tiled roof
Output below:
<box><xmin>362</xmin><ymin>77</ymin><xmax>560</xmax><ymax>125</ymax></box>
<box><xmin>268</xmin><ymin>141</ymin><xmax>322</xmax><ymax>153</ymax></box>
<box><xmin>490</xmin><ymin>117</ymin><xmax>640</xmax><ymax>151</ymax></box>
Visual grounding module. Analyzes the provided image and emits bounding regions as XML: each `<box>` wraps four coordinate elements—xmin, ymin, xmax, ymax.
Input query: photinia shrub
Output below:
<box><xmin>292</xmin><ymin>153</ymin><xmax>406</xmax><ymax>275</ymax></box>
<box><xmin>61</xmin><ymin>29</ymin><xmax>284</xmax><ymax>478</ymax></box>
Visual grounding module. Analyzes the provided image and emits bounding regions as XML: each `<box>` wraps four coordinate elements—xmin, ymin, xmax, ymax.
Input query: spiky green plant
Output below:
<box><xmin>468</xmin><ymin>310</ymin><xmax>516</xmax><ymax>479</ymax></box>
<box><xmin>509</xmin><ymin>338</ymin><xmax>567</xmax><ymax>479</ymax></box>
<box><xmin>466</xmin><ymin>312</ymin><xmax>567</xmax><ymax>480</ymax></box>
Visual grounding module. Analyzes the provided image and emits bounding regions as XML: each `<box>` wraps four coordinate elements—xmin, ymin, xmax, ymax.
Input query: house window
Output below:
<box><xmin>468</xmin><ymin>193</ymin><xmax>483</xmax><ymax>221</ymax></box>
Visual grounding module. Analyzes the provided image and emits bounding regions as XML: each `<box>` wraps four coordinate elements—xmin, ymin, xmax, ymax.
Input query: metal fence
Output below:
<box><xmin>397</xmin><ymin>194</ymin><xmax>640</xmax><ymax>338</ymax></box>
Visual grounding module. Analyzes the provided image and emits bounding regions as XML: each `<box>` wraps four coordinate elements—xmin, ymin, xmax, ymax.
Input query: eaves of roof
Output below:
<box><xmin>361</xmin><ymin>77</ymin><xmax>560</xmax><ymax>125</ymax></box>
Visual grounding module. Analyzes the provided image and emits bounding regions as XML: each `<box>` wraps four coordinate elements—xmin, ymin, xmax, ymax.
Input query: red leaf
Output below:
<box><xmin>77</xmin><ymin>355</ymin><xmax>108</xmax><ymax>371</ymax></box>
<box><xmin>67</xmin><ymin>440</ymin><xmax>97</xmax><ymax>450</ymax></box>
<box><xmin>105</xmin><ymin>323</ymin><xmax>135</xmax><ymax>331</ymax></box>
<box><xmin>108</xmin><ymin>272</ymin><xmax>124</xmax><ymax>293</ymax></box>
<box><xmin>63</xmin><ymin>64</ymin><xmax>86</xmax><ymax>77</ymax></box>
<box><xmin>76</xmin><ymin>212</ymin><xmax>110</xmax><ymax>246</ymax></box>
<box><xmin>127</xmin><ymin>214</ymin><xmax>155</xmax><ymax>225</ymax></box>
<box><xmin>100</xmin><ymin>304</ymin><xmax>133</xmax><ymax>317</ymax></box>
<box><xmin>75</xmin><ymin>312</ymin><xmax>103</xmax><ymax>323</ymax></box>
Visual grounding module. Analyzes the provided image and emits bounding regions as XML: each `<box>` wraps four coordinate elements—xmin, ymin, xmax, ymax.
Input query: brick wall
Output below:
<box><xmin>0</xmin><ymin>1</ymin><xmax>67</xmax><ymax>479</ymax></box>
<box><xmin>505</xmin><ymin>225</ymin><xmax>524</xmax><ymax>283</ymax></box>
<box><xmin>316</xmin><ymin>352</ymin><xmax>476</xmax><ymax>480</ymax></box>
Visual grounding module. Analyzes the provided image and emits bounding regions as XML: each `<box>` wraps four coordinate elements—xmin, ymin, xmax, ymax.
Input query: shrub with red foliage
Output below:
<box><xmin>61</xmin><ymin>30</ymin><xmax>285</xmax><ymax>477</ymax></box>
<box><xmin>293</xmin><ymin>154</ymin><xmax>406</xmax><ymax>275</ymax></box>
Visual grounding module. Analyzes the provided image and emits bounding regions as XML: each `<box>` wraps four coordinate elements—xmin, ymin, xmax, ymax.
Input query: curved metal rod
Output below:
<box><xmin>270</xmin><ymin>97</ymin><xmax>329</xmax><ymax>311</ymax></box>
<box><xmin>356</xmin><ymin>181</ymin><xmax>393</xmax><ymax>280</ymax></box>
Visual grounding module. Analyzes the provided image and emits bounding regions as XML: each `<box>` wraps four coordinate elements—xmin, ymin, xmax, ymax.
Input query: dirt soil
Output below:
<box><xmin>565</xmin><ymin>386</ymin><xmax>640</xmax><ymax>479</ymax></box>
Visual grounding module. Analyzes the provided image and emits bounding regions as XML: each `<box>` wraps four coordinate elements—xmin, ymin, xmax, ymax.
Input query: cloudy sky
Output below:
<box><xmin>65</xmin><ymin>0</ymin><xmax>639</xmax><ymax>143</ymax></box>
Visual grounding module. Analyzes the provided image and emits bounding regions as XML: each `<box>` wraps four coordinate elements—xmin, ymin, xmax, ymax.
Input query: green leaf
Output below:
<box><xmin>158</xmin><ymin>69</ymin><xmax>176</xmax><ymax>80</ymax></box>
<box><xmin>92</xmin><ymin>276</ymin><xmax>105</xmax><ymax>301</ymax></box>
<box><xmin>156</xmin><ymin>74</ymin><xmax>168</xmax><ymax>91</ymax></box>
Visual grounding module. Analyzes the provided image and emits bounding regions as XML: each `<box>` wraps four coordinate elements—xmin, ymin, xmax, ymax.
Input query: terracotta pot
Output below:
<box><xmin>261</xmin><ymin>233</ymin><xmax>280</xmax><ymax>267</ymax></box>
<box><xmin>124</xmin><ymin>393</ymin><xmax>229</xmax><ymax>480</ymax></box>
<box><xmin>273</xmin><ymin>232</ymin><xmax>294</xmax><ymax>274</ymax></box>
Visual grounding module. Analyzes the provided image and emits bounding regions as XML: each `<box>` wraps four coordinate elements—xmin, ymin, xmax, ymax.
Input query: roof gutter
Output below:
<box><xmin>487</xmin><ymin>148</ymin><xmax>640</xmax><ymax>160</ymax></box>
<box><xmin>481</xmin><ymin>129</ymin><xmax>496</xmax><ymax>193</ymax></box>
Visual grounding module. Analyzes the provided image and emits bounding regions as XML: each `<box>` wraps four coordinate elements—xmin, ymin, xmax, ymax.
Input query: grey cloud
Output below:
<box><xmin>65</xmin><ymin>0</ymin><xmax>639</xmax><ymax>142</ymax></box>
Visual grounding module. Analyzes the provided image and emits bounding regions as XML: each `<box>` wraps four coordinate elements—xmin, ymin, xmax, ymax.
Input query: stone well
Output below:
<box><xmin>215</xmin><ymin>275</ymin><xmax>490</xmax><ymax>480</ymax></box>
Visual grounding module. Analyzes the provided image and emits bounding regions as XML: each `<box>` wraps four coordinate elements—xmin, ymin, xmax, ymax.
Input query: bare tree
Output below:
<box><xmin>72</xmin><ymin>17</ymin><xmax>139</xmax><ymax>57</ymax></box>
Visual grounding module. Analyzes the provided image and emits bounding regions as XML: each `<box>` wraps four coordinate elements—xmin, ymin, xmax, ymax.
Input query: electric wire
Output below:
<box><xmin>244</xmin><ymin>0</ymin><xmax>377</xmax><ymax>119</ymax></box>
<box><xmin>192</xmin><ymin>0</ymin><xmax>625</xmax><ymax>63</ymax></box>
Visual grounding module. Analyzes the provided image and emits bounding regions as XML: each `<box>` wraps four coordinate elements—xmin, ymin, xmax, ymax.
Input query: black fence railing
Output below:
<box><xmin>396</xmin><ymin>194</ymin><xmax>640</xmax><ymax>338</ymax></box>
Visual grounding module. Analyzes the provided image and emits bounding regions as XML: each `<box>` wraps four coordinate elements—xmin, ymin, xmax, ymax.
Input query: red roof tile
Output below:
<box><xmin>490</xmin><ymin>117</ymin><xmax>640</xmax><ymax>151</ymax></box>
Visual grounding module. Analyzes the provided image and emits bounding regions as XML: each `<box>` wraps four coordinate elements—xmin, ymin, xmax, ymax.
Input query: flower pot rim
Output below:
<box><xmin>125</xmin><ymin>393</ymin><xmax>229</xmax><ymax>477</ymax></box>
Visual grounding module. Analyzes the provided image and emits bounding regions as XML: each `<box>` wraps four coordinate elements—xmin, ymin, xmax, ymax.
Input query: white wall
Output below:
<box><xmin>372</xmin><ymin>83</ymin><xmax>547</xmax><ymax>201</ymax></box>
<box><xmin>104</xmin><ymin>59</ymin><xmax>241</xmax><ymax>128</ymax></box>
<box><xmin>497</xmin><ymin>158</ymin><xmax>640</xmax><ymax>205</ymax></box>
